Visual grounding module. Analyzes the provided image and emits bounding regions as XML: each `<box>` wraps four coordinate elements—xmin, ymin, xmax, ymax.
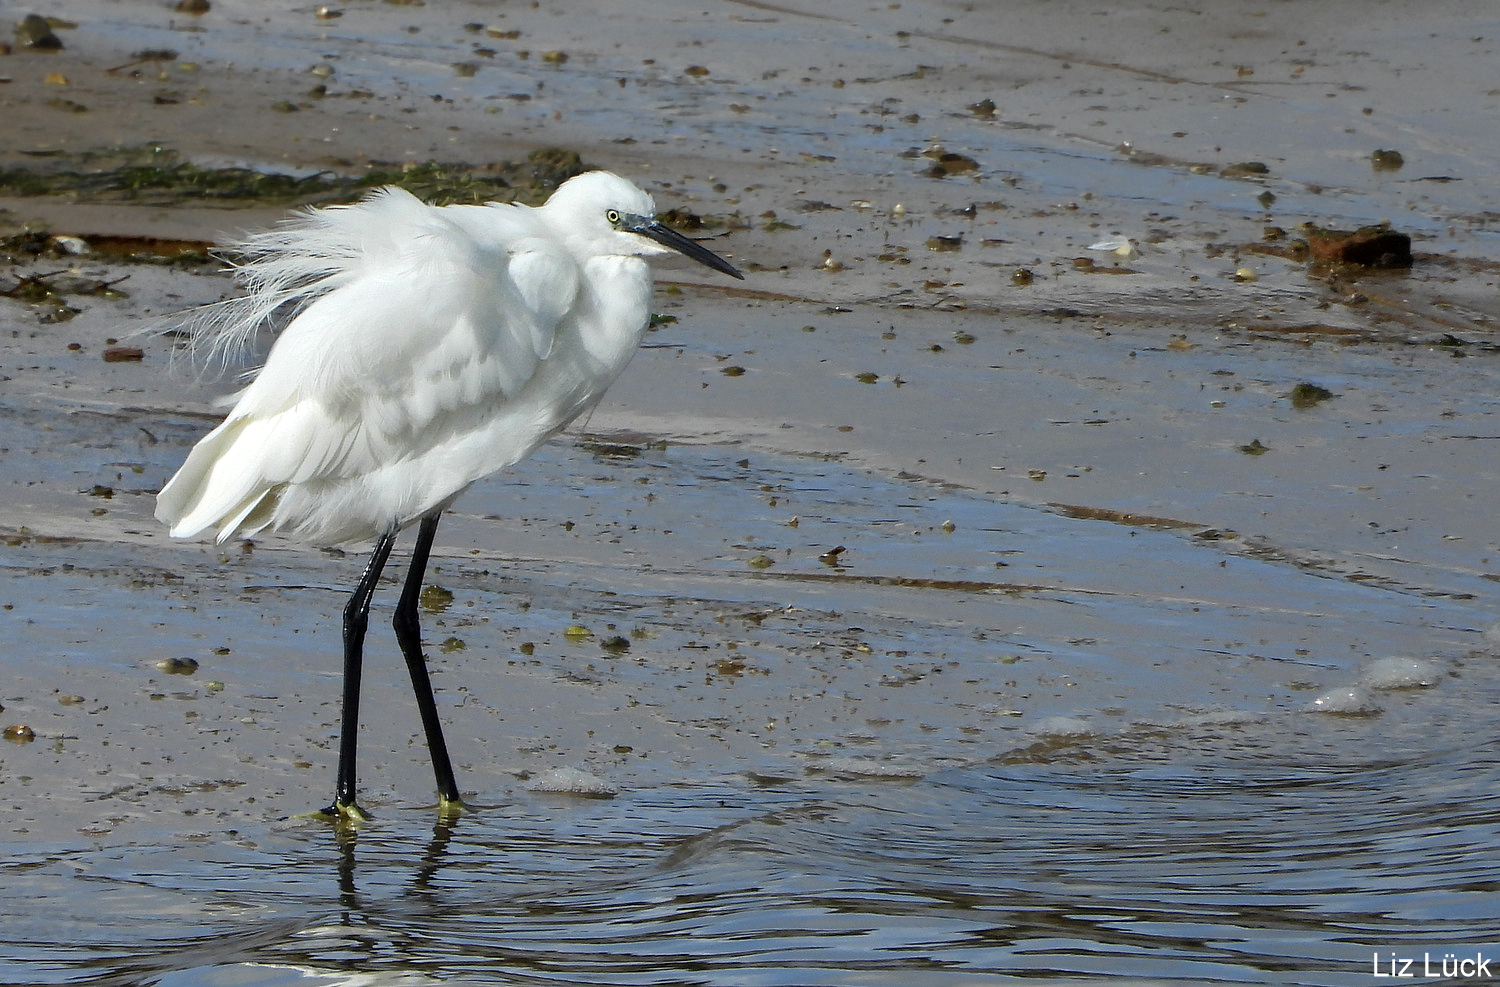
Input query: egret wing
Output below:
<box><xmin>158</xmin><ymin>199</ymin><xmax>583</xmax><ymax>541</ymax></box>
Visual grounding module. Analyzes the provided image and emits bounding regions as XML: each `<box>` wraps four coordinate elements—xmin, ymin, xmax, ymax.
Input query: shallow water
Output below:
<box><xmin>11</xmin><ymin>730</ymin><xmax>1500</xmax><ymax>985</ymax></box>
<box><xmin>6</xmin><ymin>434</ymin><xmax>1500</xmax><ymax>985</ymax></box>
<box><xmin>5</xmin><ymin>0</ymin><xmax>1500</xmax><ymax>984</ymax></box>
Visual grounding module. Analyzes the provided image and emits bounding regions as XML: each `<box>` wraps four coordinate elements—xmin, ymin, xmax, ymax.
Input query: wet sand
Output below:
<box><xmin>4</xmin><ymin>0</ymin><xmax>1497</xmax><ymax>845</ymax></box>
<box><xmin>4</xmin><ymin>2</ymin><xmax>1500</xmax><ymax>983</ymax></box>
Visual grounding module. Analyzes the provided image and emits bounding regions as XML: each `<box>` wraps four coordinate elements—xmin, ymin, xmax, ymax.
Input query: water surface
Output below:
<box><xmin>3</xmin><ymin>1</ymin><xmax>1500</xmax><ymax>984</ymax></box>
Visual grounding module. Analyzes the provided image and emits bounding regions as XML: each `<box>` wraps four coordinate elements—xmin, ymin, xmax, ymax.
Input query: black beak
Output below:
<box><xmin>635</xmin><ymin>220</ymin><xmax>744</xmax><ymax>280</ymax></box>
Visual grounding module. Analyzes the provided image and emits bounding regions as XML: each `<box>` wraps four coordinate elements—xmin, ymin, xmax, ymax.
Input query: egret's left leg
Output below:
<box><xmin>321</xmin><ymin>530</ymin><xmax>398</xmax><ymax>823</ymax></box>
<box><xmin>392</xmin><ymin>512</ymin><xmax>469</xmax><ymax>813</ymax></box>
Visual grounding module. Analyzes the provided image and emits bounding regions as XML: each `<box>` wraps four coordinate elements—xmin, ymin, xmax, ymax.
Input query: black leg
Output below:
<box><xmin>325</xmin><ymin>530</ymin><xmax>397</xmax><ymax>821</ymax></box>
<box><xmin>392</xmin><ymin>512</ymin><xmax>467</xmax><ymax>811</ymax></box>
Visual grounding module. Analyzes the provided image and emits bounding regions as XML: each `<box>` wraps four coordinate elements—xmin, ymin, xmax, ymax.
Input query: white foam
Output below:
<box><xmin>1483</xmin><ymin>620</ymin><xmax>1500</xmax><ymax>652</ymax></box>
<box><xmin>149</xmin><ymin>961</ymin><xmax>441</xmax><ymax>986</ymax></box>
<box><xmin>1028</xmin><ymin>715</ymin><xmax>1096</xmax><ymax>738</ymax></box>
<box><xmin>1362</xmin><ymin>656</ymin><xmax>1445</xmax><ymax>690</ymax></box>
<box><xmin>817</xmin><ymin>756</ymin><xmax>927</xmax><ymax>779</ymax></box>
<box><xmin>525</xmin><ymin>766</ymin><xmax>619</xmax><ymax>797</ymax></box>
<box><xmin>1305</xmin><ymin>686</ymin><xmax>1382</xmax><ymax>715</ymax></box>
<box><xmin>1176</xmin><ymin>708</ymin><xmax>1266</xmax><ymax>728</ymax></box>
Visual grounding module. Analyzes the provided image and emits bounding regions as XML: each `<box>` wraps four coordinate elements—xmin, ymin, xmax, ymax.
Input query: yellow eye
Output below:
<box><xmin>606</xmin><ymin>209</ymin><xmax>621</xmax><ymax>225</ymax></box>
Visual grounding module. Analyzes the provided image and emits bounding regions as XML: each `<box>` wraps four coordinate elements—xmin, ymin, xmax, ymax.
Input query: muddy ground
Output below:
<box><xmin>2</xmin><ymin>0</ymin><xmax>1498</xmax><ymax>839</ymax></box>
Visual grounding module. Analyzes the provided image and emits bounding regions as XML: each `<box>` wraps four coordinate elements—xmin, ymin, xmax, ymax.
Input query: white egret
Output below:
<box><xmin>155</xmin><ymin>171</ymin><xmax>743</xmax><ymax>820</ymax></box>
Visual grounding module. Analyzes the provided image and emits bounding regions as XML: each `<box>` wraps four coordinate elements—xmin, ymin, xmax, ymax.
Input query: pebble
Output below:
<box><xmin>16</xmin><ymin>14</ymin><xmax>63</xmax><ymax>50</ymax></box>
<box><xmin>1303</xmin><ymin>223</ymin><xmax>1412</xmax><ymax>268</ymax></box>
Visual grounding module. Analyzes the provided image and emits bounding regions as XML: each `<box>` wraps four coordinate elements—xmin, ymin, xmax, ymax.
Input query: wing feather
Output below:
<box><xmin>156</xmin><ymin>189</ymin><xmax>581</xmax><ymax>542</ymax></box>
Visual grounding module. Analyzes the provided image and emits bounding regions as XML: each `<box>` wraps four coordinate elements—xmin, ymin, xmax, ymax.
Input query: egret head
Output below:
<box><xmin>543</xmin><ymin>171</ymin><xmax>744</xmax><ymax>280</ymax></box>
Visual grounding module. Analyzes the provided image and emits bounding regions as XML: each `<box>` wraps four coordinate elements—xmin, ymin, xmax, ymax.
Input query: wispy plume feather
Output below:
<box><xmin>149</xmin><ymin>189</ymin><xmax>415</xmax><ymax>377</ymax></box>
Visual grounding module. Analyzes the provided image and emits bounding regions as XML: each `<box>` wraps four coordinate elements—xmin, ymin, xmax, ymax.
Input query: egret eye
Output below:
<box><xmin>606</xmin><ymin>209</ymin><xmax>621</xmax><ymax>225</ymax></box>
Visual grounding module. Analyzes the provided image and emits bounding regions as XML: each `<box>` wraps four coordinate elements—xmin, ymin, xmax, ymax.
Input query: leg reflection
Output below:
<box><xmin>330</xmin><ymin>812</ymin><xmax>466</xmax><ymax>910</ymax></box>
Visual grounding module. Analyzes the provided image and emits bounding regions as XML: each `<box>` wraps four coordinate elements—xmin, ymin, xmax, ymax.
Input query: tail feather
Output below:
<box><xmin>156</xmin><ymin>415</ymin><xmax>281</xmax><ymax>542</ymax></box>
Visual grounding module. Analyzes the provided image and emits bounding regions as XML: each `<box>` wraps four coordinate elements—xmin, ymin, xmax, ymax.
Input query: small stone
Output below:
<box><xmin>16</xmin><ymin>14</ymin><xmax>63</xmax><ymax>50</ymax></box>
<box><xmin>1221</xmin><ymin>161</ymin><xmax>1270</xmax><ymax>177</ymax></box>
<box><xmin>926</xmin><ymin>152</ymin><xmax>979</xmax><ymax>177</ymax></box>
<box><xmin>419</xmin><ymin>585</ymin><xmax>453</xmax><ymax>613</ymax></box>
<box><xmin>1289</xmin><ymin>382</ymin><xmax>1335</xmax><ymax>409</ymax></box>
<box><xmin>1302</xmin><ymin>223</ymin><xmax>1412</xmax><ymax>268</ymax></box>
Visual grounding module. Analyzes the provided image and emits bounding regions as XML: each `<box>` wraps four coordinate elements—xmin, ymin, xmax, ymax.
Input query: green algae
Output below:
<box><xmin>0</xmin><ymin>145</ymin><xmax>593</xmax><ymax>208</ymax></box>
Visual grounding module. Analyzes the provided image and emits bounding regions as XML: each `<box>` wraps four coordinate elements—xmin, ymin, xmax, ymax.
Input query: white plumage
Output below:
<box><xmin>158</xmin><ymin>170</ymin><xmax>738</xmax><ymax>546</ymax></box>
<box><xmin>159</xmin><ymin>174</ymin><xmax>708</xmax><ymax>549</ymax></box>
<box><xmin>152</xmin><ymin>170</ymin><xmax>742</xmax><ymax>817</ymax></box>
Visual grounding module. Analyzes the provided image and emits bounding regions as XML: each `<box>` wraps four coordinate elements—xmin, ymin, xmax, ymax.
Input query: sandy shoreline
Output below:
<box><xmin>3</xmin><ymin>0</ymin><xmax>1498</xmax><ymax>831</ymax></box>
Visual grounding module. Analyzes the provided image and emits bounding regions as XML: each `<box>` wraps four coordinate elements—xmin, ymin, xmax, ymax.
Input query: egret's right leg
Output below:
<box><xmin>322</xmin><ymin>530</ymin><xmax>397</xmax><ymax>822</ymax></box>
<box><xmin>391</xmin><ymin>512</ymin><xmax>469</xmax><ymax>814</ymax></box>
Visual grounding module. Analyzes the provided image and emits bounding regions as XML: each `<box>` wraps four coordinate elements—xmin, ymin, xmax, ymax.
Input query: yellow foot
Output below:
<box><xmin>437</xmin><ymin>795</ymin><xmax>475</xmax><ymax>818</ymax></box>
<box><xmin>299</xmin><ymin>801</ymin><xmax>373</xmax><ymax>825</ymax></box>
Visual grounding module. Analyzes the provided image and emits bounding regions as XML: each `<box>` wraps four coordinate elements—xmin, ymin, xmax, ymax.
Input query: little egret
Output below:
<box><xmin>155</xmin><ymin>170</ymin><xmax>743</xmax><ymax>820</ymax></box>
